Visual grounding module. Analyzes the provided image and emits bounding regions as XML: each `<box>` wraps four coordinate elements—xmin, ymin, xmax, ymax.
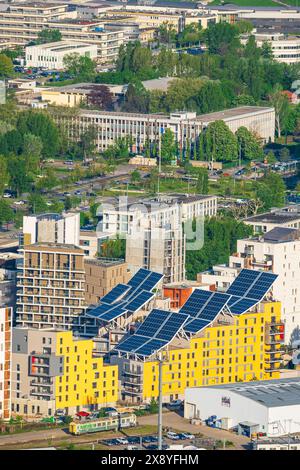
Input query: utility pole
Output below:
<box><xmin>158</xmin><ymin>354</ymin><xmax>163</xmax><ymax>450</ymax></box>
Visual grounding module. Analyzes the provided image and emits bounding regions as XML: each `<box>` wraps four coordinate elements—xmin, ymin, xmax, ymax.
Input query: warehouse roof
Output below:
<box><xmin>205</xmin><ymin>378</ymin><xmax>300</xmax><ymax>408</ymax></box>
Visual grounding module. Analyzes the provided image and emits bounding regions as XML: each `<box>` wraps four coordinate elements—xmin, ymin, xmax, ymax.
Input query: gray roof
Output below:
<box><xmin>263</xmin><ymin>227</ymin><xmax>300</xmax><ymax>243</ymax></box>
<box><xmin>245</xmin><ymin>211</ymin><xmax>300</xmax><ymax>225</ymax></box>
<box><xmin>206</xmin><ymin>378</ymin><xmax>300</xmax><ymax>408</ymax></box>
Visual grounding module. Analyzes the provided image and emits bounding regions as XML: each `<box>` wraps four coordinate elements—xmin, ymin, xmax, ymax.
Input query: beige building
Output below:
<box><xmin>84</xmin><ymin>258</ymin><xmax>129</xmax><ymax>306</ymax></box>
<box><xmin>22</xmin><ymin>213</ymin><xmax>80</xmax><ymax>247</ymax></box>
<box><xmin>0</xmin><ymin>307</ymin><xmax>12</xmax><ymax>420</ymax></box>
<box><xmin>244</xmin><ymin>206</ymin><xmax>300</xmax><ymax>234</ymax></box>
<box><xmin>53</xmin><ymin>106</ymin><xmax>275</xmax><ymax>154</ymax></box>
<box><xmin>16</xmin><ymin>243</ymin><xmax>88</xmax><ymax>333</ymax></box>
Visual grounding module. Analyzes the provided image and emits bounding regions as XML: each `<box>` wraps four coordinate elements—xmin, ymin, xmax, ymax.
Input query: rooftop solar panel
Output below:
<box><xmin>114</xmin><ymin>309</ymin><xmax>189</xmax><ymax>357</ymax></box>
<box><xmin>226</xmin><ymin>269</ymin><xmax>261</xmax><ymax>296</ymax></box>
<box><xmin>125</xmin><ymin>290</ymin><xmax>154</xmax><ymax>312</ymax></box>
<box><xmin>100</xmin><ymin>306</ymin><xmax>128</xmax><ymax>322</ymax></box>
<box><xmin>100</xmin><ymin>283</ymin><xmax>131</xmax><ymax>304</ymax></box>
<box><xmin>127</xmin><ymin>268</ymin><xmax>152</xmax><ymax>289</ymax></box>
<box><xmin>184</xmin><ymin>318</ymin><xmax>210</xmax><ymax>335</ymax></box>
<box><xmin>179</xmin><ymin>290</ymin><xmax>212</xmax><ymax>317</ymax></box>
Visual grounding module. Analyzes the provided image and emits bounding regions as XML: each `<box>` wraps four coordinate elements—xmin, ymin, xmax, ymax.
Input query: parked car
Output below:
<box><xmin>116</xmin><ymin>437</ymin><xmax>129</xmax><ymax>445</ymax></box>
<box><xmin>167</xmin><ymin>431</ymin><xmax>180</xmax><ymax>440</ymax></box>
<box><xmin>55</xmin><ymin>409</ymin><xmax>66</xmax><ymax>417</ymax></box>
<box><xmin>181</xmin><ymin>432</ymin><xmax>195</xmax><ymax>440</ymax></box>
<box><xmin>127</xmin><ymin>445</ymin><xmax>140</xmax><ymax>450</ymax></box>
<box><xmin>167</xmin><ymin>399</ymin><xmax>183</xmax><ymax>409</ymax></box>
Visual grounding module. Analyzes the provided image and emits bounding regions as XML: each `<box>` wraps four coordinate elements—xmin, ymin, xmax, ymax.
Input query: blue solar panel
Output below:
<box><xmin>114</xmin><ymin>309</ymin><xmax>189</xmax><ymax>357</ymax></box>
<box><xmin>184</xmin><ymin>318</ymin><xmax>210</xmax><ymax>335</ymax></box>
<box><xmin>179</xmin><ymin>290</ymin><xmax>212</xmax><ymax>317</ymax></box>
<box><xmin>227</xmin><ymin>269</ymin><xmax>261</xmax><ymax>296</ymax></box>
<box><xmin>101</xmin><ymin>284</ymin><xmax>131</xmax><ymax>304</ymax></box>
<box><xmin>125</xmin><ymin>290</ymin><xmax>154</xmax><ymax>312</ymax></box>
<box><xmin>135</xmin><ymin>339</ymin><xmax>168</xmax><ymax>357</ymax></box>
<box><xmin>226</xmin><ymin>269</ymin><xmax>278</xmax><ymax>315</ymax></box>
<box><xmin>87</xmin><ymin>303</ymin><xmax>116</xmax><ymax>318</ymax></box>
<box><xmin>100</xmin><ymin>306</ymin><xmax>127</xmax><ymax>322</ymax></box>
<box><xmin>127</xmin><ymin>268</ymin><xmax>152</xmax><ymax>289</ymax></box>
<box><xmin>228</xmin><ymin>298</ymin><xmax>257</xmax><ymax>315</ymax></box>
<box><xmin>136</xmin><ymin>309</ymin><xmax>171</xmax><ymax>337</ymax></box>
<box><xmin>139</xmin><ymin>272</ymin><xmax>163</xmax><ymax>292</ymax></box>
<box><xmin>246</xmin><ymin>272</ymin><xmax>278</xmax><ymax>301</ymax></box>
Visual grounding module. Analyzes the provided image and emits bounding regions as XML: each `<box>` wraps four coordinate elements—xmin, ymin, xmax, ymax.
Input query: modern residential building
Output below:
<box><xmin>111</xmin><ymin>300</ymin><xmax>284</xmax><ymax>403</ymax></box>
<box><xmin>16</xmin><ymin>243</ymin><xmax>88</xmax><ymax>333</ymax></box>
<box><xmin>84</xmin><ymin>258</ymin><xmax>129</xmax><ymax>306</ymax></box>
<box><xmin>79</xmin><ymin>230</ymin><xmax>99</xmax><ymax>259</ymax></box>
<box><xmin>200</xmin><ymin>227</ymin><xmax>300</xmax><ymax>343</ymax></box>
<box><xmin>98</xmin><ymin>194</ymin><xmax>217</xmax><ymax>237</ymax></box>
<box><xmin>0</xmin><ymin>307</ymin><xmax>12</xmax><ymax>420</ymax></box>
<box><xmin>126</xmin><ymin>218</ymin><xmax>186</xmax><ymax>284</ymax></box>
<box><xmin>0</xmin><ymin>3</ymin><xmax>125</xmax><ymax>63</ymax></box>
<box><xmin>244</xmin><ymin>206</ymin><xmax>300</xmax><ymax>234</ymax></box>
<box><xmin>241</xmin><ymin>31</ymin><xmax>300</xmax><ymax>64</ymax></box>
<box><xmin>53</xmin><ymin>106</ymin><xmax>275</xmax><ymax>153</ymax></box>
<box><xmin>11</xmin><ymin>327</ymin><xmax>118</xmax><ymax>417</ymax></box>
<box><xmin>22</xmin><ymin>213</ymin><xmax>80</xmax><ymax>247</ymax></box>
<box><xmin>185</xmin><ymin>377</ymin><xmax>300</xmax><ymax>438</ymax></box>
<box><xmin>25</xmin><ymin>41</ymin><xmax>98</xmax><ymax>70</ymax></box>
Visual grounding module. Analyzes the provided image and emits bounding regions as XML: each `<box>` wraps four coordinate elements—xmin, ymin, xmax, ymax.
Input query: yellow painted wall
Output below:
<box><xmin>55</xmin><ymin>331</ymin><xmax>118</xmax><ymax>409</ymax></box>
<box><xmin>142</xmin><ymin>302</ymin><xmax>282</xmax><ymax>401</ymax></box>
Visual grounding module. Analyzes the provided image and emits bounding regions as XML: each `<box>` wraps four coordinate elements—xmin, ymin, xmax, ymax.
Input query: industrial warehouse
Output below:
<box><xmin>184</xmin><ymin>378</ymin><xmax>300</xmax><ymax>437</ymax></box>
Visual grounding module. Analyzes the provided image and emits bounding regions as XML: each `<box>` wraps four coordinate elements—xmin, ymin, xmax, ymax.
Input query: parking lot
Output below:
<box><xmin>101</xmin><ymin>430</ymin><xmax>196</xmax><ymax>450</ymax></box>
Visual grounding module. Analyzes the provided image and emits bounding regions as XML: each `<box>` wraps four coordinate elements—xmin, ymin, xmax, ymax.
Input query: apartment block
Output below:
<box><xmin>112</xmin><ymin>302</ymin><xmax>283</xmax><ymax>403</ymax></box>
<box><xmin>22</xmin><ymin>213</ymin><xmax>80</xmax><ymax>247</ymax></box>
<box><xmin>0</xmin><ymin>3</ymin><xmax>125</xmax><ymax>63</ymax></box>
<box><xmin>16</xmin><ymin>243</ymin><xmax>88</xmax><ymax>332</ymax></box>
<box><xmin>84</xmin><ymin>258</ymin><xmax>129</xmax><ymax>306</ymax></box>
<box><xmin>11</xmin><ymin>327</ymin><xmax>118</xmax><ymax>417</ymax></box>
<box><xmin>53</xmin><ymin>106</ymin><xmax>275</xmax><ymax>153</ymax></box>
<box><xmin>0</xmin><ymin>307</ymin><xmax>12</xmax><ymax>420</ymax></box>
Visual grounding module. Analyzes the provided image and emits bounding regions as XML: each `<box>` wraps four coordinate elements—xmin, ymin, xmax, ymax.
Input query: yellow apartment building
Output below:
<box><xmin>11</xmin><ymin>328</ymin><xmax>118</xmax><ymax>417</ymax></box>
<box><xmin>114</xmin><ymin>301</ymin><xmax>284</xmax><ymax>403</ymax></box>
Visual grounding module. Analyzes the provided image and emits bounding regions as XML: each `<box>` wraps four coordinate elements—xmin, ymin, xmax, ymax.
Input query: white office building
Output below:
<box><xmin>25</xmin><ymin>41</ymin><xmax>98</xmax><ymax>70</ymax></box>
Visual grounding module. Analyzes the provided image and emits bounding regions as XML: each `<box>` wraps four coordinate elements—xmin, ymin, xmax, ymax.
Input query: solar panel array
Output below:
<box><xmin>100</xmin><ymin>284</ymin><xmax>131</xmax><ymax>305</ymax></box>
<box><xmin>180</xmin><ymin>291</ymin><xmax>232</xmax><ymax>334</ymax></box>
<box><xmin>86</xmin><ymin>268</ymin><xmax>163</xmax><ymax>323</ymax></box>
<box><xmin>227</xmin><ymin>269</ymin><xmax>278</xmax><ymax>315</ymax></box>
<box><xmin>113</xmin><ymin>268</ymin><xmax>278</xmax><ymax>358</ymax></box>
<box><xmin>115</xmin><ymin>309</ymin><xmax>189</xmax><ymax>357</ymax></box>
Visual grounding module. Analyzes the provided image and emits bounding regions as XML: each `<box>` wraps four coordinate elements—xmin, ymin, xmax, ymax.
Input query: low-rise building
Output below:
<box><xmin>185</xmin><ymin>377</ymin><xmax>300</xmax><ymax>437</ymax></box>
<box><xmin>11</xmin><ymin>327</ymin><xmax>118</xmax><ymax>417</ymax></box>
<box><xmin>241</xmin><ymin>31</ymin><xmax>300</xmax><ymax>64</ymax></box>
<box><xmin>244</xmin><ymin>206</ymin><xmax>300</xmax><ymax>234</ymax></box>
<box><xmin>0</xmin><ymin>307</ymin><xmax>12</xmax><ymax>420</ymax></box>
<box><xmin>25</xmin><ymin>41</ymin><xmax>98</xmax><ymax>70</ymax></box>
<box><xmin>53</xmin><ymin>106</ymin><xmax>275</xmax><ymax>153</ymax></box>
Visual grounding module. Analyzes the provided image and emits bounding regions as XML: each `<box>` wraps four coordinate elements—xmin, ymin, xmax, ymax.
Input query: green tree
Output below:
<box><xmin>22</xmin><ymin>133</ymin><xmax>43</xmax><ymax>175</ymax></box>
<box><xmin>37</xmin><ymin>29</ymin><xmax>62</xmax><ymax>44</ymax></box>
<box><xmin>196</xmin><ymin>168</ymin><xmax>209</xmax><ymax>194</ymax></box>
<box><xmin>266</xmin><ymin>151</ymin><xmax>276</xmax><ymax>164</ymax></box>
<box><xmin>203</xmin><ymin>121</ymin><xmax>238</xmax><ymax>162</ymax></box>
<box><xmin>204</xmin><ymin>22</ymin><xmax>240</xmax><ymax>55</ymax></box>
<box><xmin>28</xmin><ymin>193</ymin><xmax>48</xmax><ymax>214</ymax></box>
<box><xmin>236</xmin><ymin>127</ymin><xmax>264</xmax><ymax>161</ymax></box>
<box><xmin>16</xmin><ymin>110</ymin><xmax>60</xmax><ymax>158</ymax></box>
<box><xmin>130</xmin><ymin>169</ymin><xmax>141</xmax><ymax>186</ymax></box>
<box><xmin>0</xmin><ymin>199</ymin><xmax>14</xmax><ymax>226</ymax></box>
<box><xmin>261</xmin><ymin>41</ymin><xmax>273</xmax><ymax>60</ymax></box>
<box><xmin>0</xmin><ymin>54</ymin><xmax>14</xmax><ymax>78</ymax></box>
<box><xmin>0</xmin><ymin>155</ymin><xmax>9</xmax><ymax>195</ymax></box>
<box><xmin>161</xmin><ymin>128</ymin><xmax>177</xmax><ymax>164</ymax></box>
<box><xmin>268</xmin><ymin>85</ymin><xmax>290</xmax><ymax>138</ymax></box>
<box><xmin>256</xmin><ymin>173</ymin><xmax>286</xmax><ymax>210</ymax></box>
<box><xmin>8</xmin><ymin>156</ymin><xmax>31</xmax><ymax>196</ymax></box>
<box><xmin>78</xmin><ymin>126</ymin><xmax>97</xmax><ymax>163</ymax></box>
<box><xmin>63</xmin><ymin>53</ymin><xmax>96</xmax><ymax>81</ymax></box>
<box><xmin>278</xmin><ymin>147</ymin><xmax>290</xmax><ymax>162</ymax></box>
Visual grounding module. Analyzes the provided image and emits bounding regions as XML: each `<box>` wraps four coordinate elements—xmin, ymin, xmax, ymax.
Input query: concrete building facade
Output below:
<box><xmin>22</xmin><ymin>213</ymin><xmax>80</xmax><ymax>247</ymax></box>
<box><xmin>25</xmin><ymin>41</ymin><xmax>98</xmax><ymax>70</ymax></box>
<box><xmin>11</xmin><ymin>327</ymin><xmax>118</xmax><ymax>417</ymax></box>
<box><xmin>53</xmin><ymin>106</ymin><xmax>275</xmax><ymax>153</ymax></box>
<box><xmin>0</xmin><ymin>307</ymin><xmax>12</xmax><ymax>420</ymax></box>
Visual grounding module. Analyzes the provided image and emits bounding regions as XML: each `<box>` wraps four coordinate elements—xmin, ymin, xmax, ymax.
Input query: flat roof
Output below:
<box><xmin>198</xmin><ymin>378</ymin><xmax>300</xmax><ymax>408</ymax></box>
<box><xmin>245</xmin><ymin>211</ymin><xmax>300</xmax><ymax>225</ymax></box>
<box><xmin>76</xmin><ymin>106</ymin><xmax>274</xmax><ymax>122</ymax></box>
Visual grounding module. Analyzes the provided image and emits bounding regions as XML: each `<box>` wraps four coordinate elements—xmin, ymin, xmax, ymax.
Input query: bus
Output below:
<box><xmin>69</xmin><ymin>413</ymin><xmax>136</xmax><ymax>436</ymax></box>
